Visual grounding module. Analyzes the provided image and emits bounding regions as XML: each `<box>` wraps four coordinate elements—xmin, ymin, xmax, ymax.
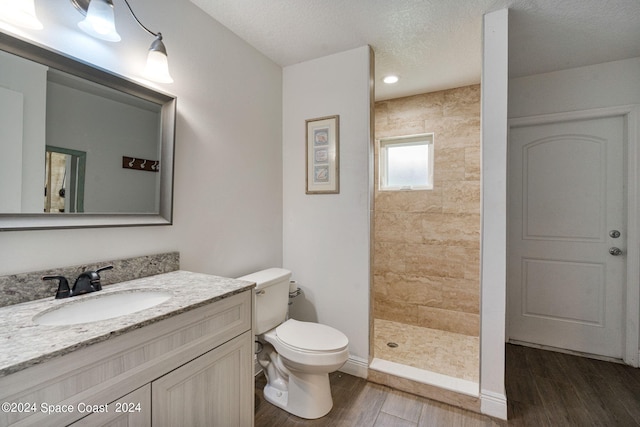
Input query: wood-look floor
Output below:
<box><xmin>255</xmin><ymin>344</ymin><xmax>640</xmax><ymax>426</ymax></box>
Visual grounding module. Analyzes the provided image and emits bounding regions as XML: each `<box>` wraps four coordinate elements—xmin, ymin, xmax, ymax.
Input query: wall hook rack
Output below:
<box><xmin>122</xmin><ymin>156</ymin><xmax>159</xmax><ymax>172</ymax></box>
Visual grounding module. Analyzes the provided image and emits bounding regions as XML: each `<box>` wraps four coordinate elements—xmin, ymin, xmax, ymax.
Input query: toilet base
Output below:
<box><xmin>262</xmin><ymin>369</ymin><xmax>334</xmax><ymax>419</ymax></box>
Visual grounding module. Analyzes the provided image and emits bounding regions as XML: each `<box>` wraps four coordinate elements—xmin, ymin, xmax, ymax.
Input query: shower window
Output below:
<box><xmin>378</xmin><ymin>133</ymin><xmax>434</xmax><ymax>190</ymax></box>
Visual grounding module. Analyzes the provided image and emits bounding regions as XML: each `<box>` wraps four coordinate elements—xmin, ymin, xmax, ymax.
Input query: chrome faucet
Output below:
<box><xmin>42</xmin><ymin>265</ymin><xmax>113</xmax><ymax>299</ymax></box>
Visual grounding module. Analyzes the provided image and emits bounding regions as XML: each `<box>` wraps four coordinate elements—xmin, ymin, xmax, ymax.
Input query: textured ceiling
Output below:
<box><xmin>190</xmin><ymin>0</ymin><xmax>640</xmax><ymax>101</ymax></box>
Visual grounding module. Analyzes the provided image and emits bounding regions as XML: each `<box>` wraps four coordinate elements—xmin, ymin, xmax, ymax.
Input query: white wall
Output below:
<box><xmin>283</xmin><ymin>46</ymin><xmax>372</xmax><ymax>376</ymax></box>
<box><xmin>509</xmin><ymin>57</ymin><xmax>640</xmax><ymax>117</ymax></box>
<box><xmin>0</xmin><ymin>0</ymin><xmax>283</xmax><ymax>278</ymax></box>
<box><xmin>480</xmin><ymin>8</ymin><xmax>509</xmax><ymax>420</ymax></box>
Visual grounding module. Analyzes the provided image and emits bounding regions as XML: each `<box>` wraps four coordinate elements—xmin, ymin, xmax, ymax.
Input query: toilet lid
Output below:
<box><xmin>276</xmin><ymin>319</ymin><xmax>348</xmax><ymax>352</ymax></box>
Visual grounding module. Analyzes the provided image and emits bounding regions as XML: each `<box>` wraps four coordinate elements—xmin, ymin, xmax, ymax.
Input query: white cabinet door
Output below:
<box><xmin>152</xmin><ymin>331</ymin><xmax>254</xmax><ymax>427</ymax></box>
<box><xmin>71</xmin><ymin>385</ymin><xmax>151</xmax><ymax>427</ymax></box>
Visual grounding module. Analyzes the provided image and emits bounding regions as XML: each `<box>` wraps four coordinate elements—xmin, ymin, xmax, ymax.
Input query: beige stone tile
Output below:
<box><xmin>419</xmin><ymin>213</ymin><xmax>480</xmax><ymax>248</ymax></box>
<box><xmin>439</xmin><ymin>278</ymin><xmax>480</xmax><ymax>314</ymax></box>
<box><xmin>373</xmin><ymin>272</ymin><xmax>389</xmax><ymax>298</ymax></box>
<box><xmin>434</xmin><ymin>147</ymin><xmax>466</xmax><ymax>182</ymax></box>
<box><xmin>404</xmin><ymin>244</ymin><xmax>467</xmax><ymax>279</ymax></box>
<box><xmin>442</xmin><ymin>85</ymin><xmax>481</xmax><ymax>117</ymax></box>
<box><xmin>465</xmin><ymin>146</ymin><xmax>481</xmax><ymax>181</ymax></box>
<box><xmin>375</xmin><ymin>120</ymin><xmax>427</xmax><ymax>140</ymax></box>
<box><xmin>417</xmin><ymin>306</ymin><xmax>480</xmax><ymax>336</ymax></box>
<box><xmin>375</xmin><ymin>299</ymin><xmax>419</xmax><ymax>324</ymax></box>
<box><xmin>373</xmin><ymin>319</ymin><xmax>479</xmax><ymax>382</ymax></box>
<box><xmin>428</xmin><ymin>117</ymin><xmax>480</xmax><ymax>147</ymax></box>
<box><xmin>442</xmin><ymin>181</ymin><xmax>480</xmax><ymax>215</ymax></box>
<box><xmin>464</xmin><ymin>248</ymin><xmax>480</xmax><ymax>280</ymax></box>
<box><xmin>373</xmin><ymin>241</ymin><xmax>406</xmax><ymax>274</ymax></box>
<box><xmin>375</xmin><ymin>102</ymin><xmax>389</xmax><ymax>129</ymax></box>
<box><xmin>384</xmin><ymin>272</ymin><xmax>443</xmax><ymax>306</ymax></box>
<box><xmin>374</xmin><ymin>211</ymin><xmax>406</xmax><ymax>243</ymax></box>
<box><xmin>385</xmin><ymin>92</ymin><xmax>444</xmax><ymax>125</ymax></box>
<box><xmin>375</xmin><ymin>189</ymin><xmax>443</xmax><ymax>213</ymax></box>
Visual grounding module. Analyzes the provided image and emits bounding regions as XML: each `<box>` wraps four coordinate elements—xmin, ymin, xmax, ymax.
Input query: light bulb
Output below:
<box><xmin>78</xmin><ymin>0</ymin><xmax>121</xmax><ymax>42</ymax></box>
<box><xmin>144</xmin><ymin>35</ymin><xmax>173</xmax><ymax>83</ymax></box>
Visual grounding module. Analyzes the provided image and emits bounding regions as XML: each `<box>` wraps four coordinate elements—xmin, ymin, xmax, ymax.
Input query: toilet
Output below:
<box><xmin>238</xmin><ymin>268</ymin><xmax>349</xmax><ymax>419</ymax></box>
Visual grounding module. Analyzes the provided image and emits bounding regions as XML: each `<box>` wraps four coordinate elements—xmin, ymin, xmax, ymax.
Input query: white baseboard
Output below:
<box><xmin>480</xmin><ymin>389</ymin><xmax>507</xmax><ymax>420</ymax></box>
<box><xmin>339</xmin><ymin>355</ymin><xmax>369</xmax><ymax>379</ymax></box>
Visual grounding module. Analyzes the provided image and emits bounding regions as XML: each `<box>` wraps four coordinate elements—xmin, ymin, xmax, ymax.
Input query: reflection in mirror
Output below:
<box><xmin>44</xmin><ymin>146</ymin><xmax>86</xmax><ymax>213</ymax></box>
<box><xmin>0</xmin><ymin>31</ymin><xmax>176</xmax><ymax>230</ymax></box>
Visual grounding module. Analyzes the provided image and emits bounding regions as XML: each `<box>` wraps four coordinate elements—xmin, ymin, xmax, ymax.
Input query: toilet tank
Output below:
<box><xmin>237</xmin><ymin>268</ymin><xmax>292</xmax><ymax>335</ymax></box>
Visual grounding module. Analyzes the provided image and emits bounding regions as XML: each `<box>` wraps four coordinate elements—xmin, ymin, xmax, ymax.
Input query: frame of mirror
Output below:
<box><xmin>0</xmin><ymin>31</ymin><xmax>176</xmax><ymax>231</ymax></box>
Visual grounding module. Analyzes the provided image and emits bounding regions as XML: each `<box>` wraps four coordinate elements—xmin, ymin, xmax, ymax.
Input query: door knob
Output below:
<box><xmin>609</xmin><ymin>230</ymin><xmax>621</xmax><ymax>238</ymax></box>
<box><xmin>609</xmin><ymin>247</ymin><xmax>623</xmax><ymax>256</ymax></box>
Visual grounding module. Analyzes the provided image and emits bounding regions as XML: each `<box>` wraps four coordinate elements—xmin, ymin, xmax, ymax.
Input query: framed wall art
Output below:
<box><xmin>305</xmin><ymin>115</ymin><xmax>340</xmax><ymax>194</ymax></box>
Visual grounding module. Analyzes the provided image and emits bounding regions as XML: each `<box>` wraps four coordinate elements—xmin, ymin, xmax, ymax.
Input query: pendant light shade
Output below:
<box><xmin>144</xmin><ymin>34</ymin><xmax>173</xmax><ymax>84</ymax></box>
<box><xmin>0</xmin><ymin>0</ymin><xmax>43</xmax><ymax>30</ymax></box>
<box><xmin>78</xmin><ymin>0</ymin><xmax>121</xmax><ymax>42</ymax></box>
<box><xmin>71</xmin><ymin>0</ymin><xmax>173</xmax><ymax>83</ymax></box>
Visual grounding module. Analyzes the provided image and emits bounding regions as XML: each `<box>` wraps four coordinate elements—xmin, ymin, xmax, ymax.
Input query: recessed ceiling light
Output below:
<box><xmin>383</xmin><ymin>75</ymin><xmax>399</xmax><ymax>84</ymax></box>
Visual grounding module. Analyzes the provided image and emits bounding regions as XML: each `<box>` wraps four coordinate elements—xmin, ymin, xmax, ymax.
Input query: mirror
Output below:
<box><xmin>0</xmin><ymin>31</ymin><xmax>176</xmax><ymax>230</ymax></box>
<box><xmin>45</xmin><ymin>146</ymin><xmax>87</xmax><ymax>213</ymax></box>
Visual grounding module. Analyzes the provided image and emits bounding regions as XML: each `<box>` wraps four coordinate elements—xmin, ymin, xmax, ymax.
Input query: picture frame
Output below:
<box><xmin>306</xmin><ymin>115</ymin><xmax>340</xmax><ymax>194</ymax></box>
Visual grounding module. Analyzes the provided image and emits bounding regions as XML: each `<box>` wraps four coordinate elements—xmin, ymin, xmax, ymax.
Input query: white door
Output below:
<box><xmin>508</xmin><ymin>115</ymin><xmax>626</xmax><ymax>359</ymax></box>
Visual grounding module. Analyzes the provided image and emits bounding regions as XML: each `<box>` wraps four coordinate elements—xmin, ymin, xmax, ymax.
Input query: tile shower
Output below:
<box><xmin>372</xmin><ymin>85</ymin><xmax>481</xmax><ymax>385</ymax></box>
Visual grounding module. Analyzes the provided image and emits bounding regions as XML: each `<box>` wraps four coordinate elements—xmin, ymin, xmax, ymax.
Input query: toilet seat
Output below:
<box><xmin>275</xmin><ymin>319</ymin><xmax>348</xmax><ymax>352</ymax></box>
<box><xmin>262</xmin><ymin>319</ymin><xmax>349</xmax><ymax>370</ymax></box>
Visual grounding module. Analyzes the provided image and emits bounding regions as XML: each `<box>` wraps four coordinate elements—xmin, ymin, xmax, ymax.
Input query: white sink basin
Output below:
<box><xmin>33</xmin><ymin>290</ymin><xmax>172</xmax><ymax>326</ymax></box>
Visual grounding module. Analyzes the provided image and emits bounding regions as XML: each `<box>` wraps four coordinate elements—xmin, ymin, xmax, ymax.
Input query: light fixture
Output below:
<box><xmin>383</xmin><ymin>75</ymin><xmax>399</xmax><ymax>84</ymax></box>
<box><xmin>0</xmin><ymin>0</ymin><xmax>43</xmax><ymax>30</ymax></box>
<box><xmin>77</xmin><ymin>0</ymin><xmax>121</xmax><ymax>42</ymax></box>
<box><xmin>71</xmin><ymin>0</ymin><xmax>173</xmax><ymax>83</ymax></box>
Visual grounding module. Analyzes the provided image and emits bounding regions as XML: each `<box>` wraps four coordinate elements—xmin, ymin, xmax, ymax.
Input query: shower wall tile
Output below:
<box><xmin>442</xmin><ymin>182</ymin><xmax>481</xmax><ymax>214</ymax></box>
<box><xmin>375</xmin><ymin>189</ymin><xmax>443</xmax><ymax>213</ymax></box>
<box><xmin>440</xmin><ymin>278</ymin><xmax>480</xmax><ymax>314</ymax></box>
<box><xmin>464</xmin><ymin>248</ymin><xmax>480</xmax><ymax>280</ymax></box>
<box><xmin>443</xmin><ymin>85</ymin><xmax>481</xmax><ymax>117</ymax></box>
<box><xmin>435</xmin><ymin>147</ymin><xmax>466</xmax><ymax>182</ymax></box>
<box><xmin>374</xmin><ymin>84</ymin><xmax>481</xmax><ymax>337</ymax></box>
<box><xmin>465</xmin><ymin>146</ymin><xmax>481</xmax><ymax>181</ymax></box>
<box><xmin>373</xmin><ymin>241</ymin><xmax>406</xmax><ymax>274</ymax></box>
<box><xmin>417</xmin><ymin>306</ymin><xmax>480</xmax><ymax>336</ymax></box>
<box><xmin>375</xmin><ymin>297</ymin><xmax>419</xmax><ymax>325</ymax></box>
<box><xmin>404</xmin><ymin>244</ymin><xmax>467</xmax><ymax>279</ymax></box>
<box><xmin>419</xmin><ymin>213</ymin><xmax>480</xmax><ymax>248</ymax></box>
<box><xmin>386</xmin><ymin>91</ymin><xmax>444</xmax><ymax>125</ymax></box>
<box><xmin>378</xmin><ymin>271</ymin><xmax>443</xmax><ymax>306</ymax></box>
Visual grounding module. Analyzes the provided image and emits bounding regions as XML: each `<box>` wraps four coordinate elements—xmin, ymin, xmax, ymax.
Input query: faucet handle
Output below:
<box><xmin>42</xmin><ymin>275</ymin><xmax>71</xmax><ymax>299</ymax></box>
<box><xmin>88</xmin><ymin>265</ymin><xmax>113</xmax><ymax>291</ymax></box>
<box><xmin>96</xmin><ymin>265</ymin><xmax>114</xmax><ymax>275</ymax></box>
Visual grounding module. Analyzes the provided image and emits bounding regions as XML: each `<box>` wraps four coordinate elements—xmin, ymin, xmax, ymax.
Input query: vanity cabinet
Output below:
<box><xmin>0</xmin><ymin>290</ymin><xmax>254</xmax><ymax>427</ymax></box>
<box><xmin>152</xmin><ymin>331</ymin><xmax>253</xmax><ymax>426</ymax></box>
<box><xmin>70</xmin><ymin>385</ymin><xmax>151</xmax><ymax>427</ymax></box>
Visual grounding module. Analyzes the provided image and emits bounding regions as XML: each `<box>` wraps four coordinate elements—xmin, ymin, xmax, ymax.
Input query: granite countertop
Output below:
<box><xmin>0</xmin><ymin>270</ymin><xmax>254</xmax><ymax>377</ymax></box>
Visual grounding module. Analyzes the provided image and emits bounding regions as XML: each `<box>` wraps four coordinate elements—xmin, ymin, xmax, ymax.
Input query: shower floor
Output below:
<box><xmin>373</xmin><ymin>319</ymin><xmax>479</xmax><ymax>383</ymax></box>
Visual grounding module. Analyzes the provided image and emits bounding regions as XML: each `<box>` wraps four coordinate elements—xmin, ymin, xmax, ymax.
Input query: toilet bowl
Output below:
<box><xmin>258</xmin><ymin>319</ymin><xmax>349</xmax><ymax>419</ymax></box>
<box><xmin>237</xmin><ymin>268</ymin><xmax>349</xmax><ymax>419</ymax></box>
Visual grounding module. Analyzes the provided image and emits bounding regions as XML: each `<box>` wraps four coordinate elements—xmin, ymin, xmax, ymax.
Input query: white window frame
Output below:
<box><xmin>378</xmin><ymin>133</ymin><xmax>434</xmax><ymax>191</ymax></box>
